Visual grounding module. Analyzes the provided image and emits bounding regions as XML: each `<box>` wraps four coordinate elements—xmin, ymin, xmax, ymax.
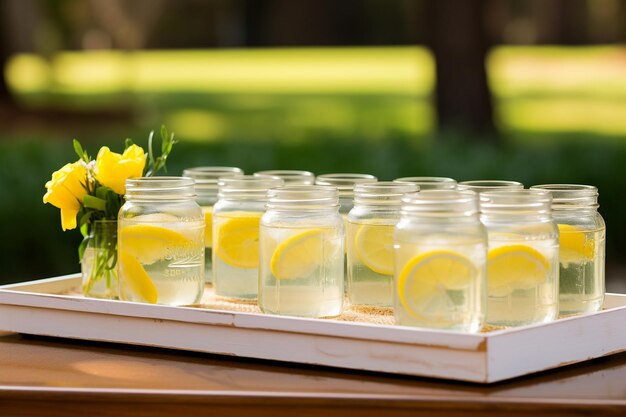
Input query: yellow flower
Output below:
<box><xmin>43</xmin><ymin>161</ymin><xmax>88</xmax><ymax>231</ymax></box>
<box><xmin>95</xmin><ymin>145</ymin><xmax>146</xmax><ymax>195</ymax></box>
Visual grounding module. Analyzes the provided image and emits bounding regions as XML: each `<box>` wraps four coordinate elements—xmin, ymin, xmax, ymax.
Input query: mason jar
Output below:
<box><xmin>183</xmin><ymin>166</ymin><xmax>243</xmax><ymax>284</ymax></box>
<box><xmin>346</xmin><ymin>182</ymin><xmax>418</xmax><ymax>307</ymax></box>
<box><xmin>394</xmin><ymin>176</ymin><xmax>457</xmax><ymax>190</ymax></box>
<box><xmin>394</xmin><ymin>190</ymin><xmax>486</xmax><ymax>333</ymax></box>
<box><xmin>457</xmin><ymin>180</ymin><xmax>524</xmax><ymax>193</ymax></box>
<box><xmin>259</xmin><ymin>186</ymin><xmax>344</xmax><ymax>318</ymax></box>
<box><xmin>479</xmin><ymin>190</ymin><xmax>559</xmax><ymax>326</ymax></box>
<box><xmin>315</xmin><ymin>173</ymin><xmax>377</xmax><ymax>215</ymax></box>
<box><xmin>212</xmin><ymin>175</ymin><xmax>284</xmax><ymax>299</ymax></box>
<box><xmin>530</xmin><ymin>184</ymin><xmax>605</xmax><ymax>315</ymax></box>
<box><xmin>254</xmin><ymin>170</ymin><xmax>315</xmax><ymax>185</ymax></box>
<box><xmin>118</xmin><ymin>177</ymin><xmax>205</xmax><ymax>306</ymax></box>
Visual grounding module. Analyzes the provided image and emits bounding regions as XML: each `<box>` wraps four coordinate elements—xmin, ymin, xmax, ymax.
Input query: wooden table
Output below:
<box><xmin>1</xmin><ymin>331</ymin><xmax>624</xmax><ymax>416</ymax></box>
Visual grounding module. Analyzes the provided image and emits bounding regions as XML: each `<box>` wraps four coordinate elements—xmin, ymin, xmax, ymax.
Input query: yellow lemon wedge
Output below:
<box><xmin>120</xmin><ymin>224</ymin><xmax>191</xmax><ymax>264</ymax></box>
<box><xmin>558</xmin><ymin>224</ymin><xmax>594</xmax><ymax>264</ymax></box>
<box><xmin>270</xmin><ymin>228</ymin><xmax>325</xmax><ymax>280</ymax></box>
<box><xmin>397</xmin><ymin>250</ymin><xmax>477</xmax><ymax>319</ymax></box>
<box><xmin>354</xmin><ymin>224</ymin><xmax>395</xmax><ymax>275</ymax></box>
<box><xmin>215</xmin><ymin>212</ymin><xmax>262</xmax><ymax>268</ymax></box>
<box><xmin>203</xmin><ymin>207</ymin><xmax>213</xmax><ymax>248</ymax></box>
<box><xmin>118</xmin><ymin>251</ymin><xmax>158</xmax><ymax>304</ymax></box>
<box><xmin>487</xmin><ymin>245</ymin><xmax>549</xmax><ymax>295</ymax></box>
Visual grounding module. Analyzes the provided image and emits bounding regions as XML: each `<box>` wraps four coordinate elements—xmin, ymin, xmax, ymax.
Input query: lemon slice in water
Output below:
<box><xmin>397</xmin><ymin>250</ymin><xmax>477</xmax><ymax>320</ymax></box>
<box><xmin>203</xmin><ymin>207</ymin><xmax>213</xmax><ymax>248</ymax></box>
<box><xmin>487</xmin><ymin>245</ymin><xmax>549</xmax><ymax>295</ymax></box>
<box><xmin>354</xmin><ymin>224</ymin><xmax>395</xmax><ymax>275</ymax></box>
<box><xmin>270</xmin><ymin>228</ymin><xmax>325</xmax><ymax>280</ymax></box>
<box><xmin>215</xmin><ymin>212</ymin><xmax>262</xmax><ymax>268</ymax></box>
<box><xmin>120</xmin><ymin>224</ymin><xmax>191</xmax><ymax>264</ymax></box>
<box><xmin>118</xmin><ymin>251</ymin><xmax>158</xmax><ymax>304</ymax></box>
<box><xmin>558</xmin><ymin>224</ymin><xmax>594</xmax><ymax>264</ymax></box>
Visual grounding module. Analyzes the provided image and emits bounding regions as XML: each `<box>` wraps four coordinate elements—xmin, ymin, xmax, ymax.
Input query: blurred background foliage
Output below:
<box><xmin>0</xmin><ymin>0</ymin><xmax>625</xmax><ymax>291</ymax></box>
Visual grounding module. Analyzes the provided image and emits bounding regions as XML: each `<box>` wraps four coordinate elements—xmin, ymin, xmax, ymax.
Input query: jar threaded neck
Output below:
<box><xmin>530</xmin><ymin>184</ymin><xmax>599</xmax><ymax>210</ymax></box>
<box><xmin>401</xmin><ymin>190</ymin><xmax>479</xmax><ymax>217</ymax></box>
<box><xmin>218</xmin><ymin>175</ymin><xmax>283</xmax><ymax>200</ymax></box>
<box><xmin>266</xmin><ymin>185</ymin><xmax>339</xmax><ymax>210</ymax></box>
<box><xmin>354</xmin><ymin>182</ymin><xmax>419</xmax><ymax>206</ymax></box>
<box><xmin>125</xmin><ymin>177</ymin><xmax>196</xmax><ymax>200</ymax></box>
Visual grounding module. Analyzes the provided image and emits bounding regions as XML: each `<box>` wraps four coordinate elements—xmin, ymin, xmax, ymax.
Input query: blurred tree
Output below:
<box><xmin>425</xmin><ymin>0</ymin><xmax>495</xmax><ymax>138</ymax></box>
<box><xmin>0</xmin><ymin>2</ymin><xmax>15</xmax><ymax>109</ymax></box>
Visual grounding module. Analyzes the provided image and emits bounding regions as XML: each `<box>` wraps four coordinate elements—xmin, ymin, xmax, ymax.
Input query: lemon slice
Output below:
<box><xmin>558</xmin><ymin>224</ymin><xmax>594</xmax><ymax>264</ymax></box>
<box><xmin>397</xmin><ymin>250</ymin><xmax>477</xmax><ymax>319</ymax></box>
<box><xmin>354</xmin><ymin>224</ymin><xmax>395</xmax><ymax>275</ymax></box>
<box><xmin>120</xmin><ymin>224</ymin><xmax>191</xmax><ymax>264</ymax></box>
<box><xmin>271</xmin><ymin>229</ymin><xmax>325</xmax><ymax>280</ymax></box>
<box><xmin>215</xmin><ymin>213</ymin><xmax>262</xmax><ymax>268</ymax></box>
<box><xmin>203</xmin><ymin>207</ymin><xmax>213</xmax><ymax>248</ymax></box>
<box><xmin>118</xmin><ymin>251</ymin><xmax>158</xmax><ymax>303</ymax></box>
<box><xmin>487</xmin><ymin>245</ymin><xmax>549</xmax><ymax>295</ymax></box>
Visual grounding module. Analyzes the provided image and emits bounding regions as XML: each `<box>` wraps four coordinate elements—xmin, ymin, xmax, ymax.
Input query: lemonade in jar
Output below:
<box><xmin>347</xmin><ymin>182</ymin><xmax>418</xmax><ymax>307</ymax></box>
<box><xmin>394</xmin><ymin>190</ymin><xmax>487</xmax><ymax>332</ymax></box>
<box><xmin>479</xmin><ymin>190</ymin><xmax>559</xmax><ymax>326</ymax></box>
<box><xmin>118</xmin><ymin>177</ymin><xmax>205</xmax><ymax>306</ymax></box>
<box><xmin>259</xmin><ymin>186</ymin><xmax>344</xmax><ymax>317</ymax></box>
<box><xmin>212</xmin><ymin>175</ymin><xmax>283</xmax><ymax>299</ymax></box>
<box><xmin>531</xmin><ymin>184</ymin><xmax>605</xmax><ymax>315</ymax></box>
<box><xmin>183</xmin><ymin>166</ymin><xmax>243</xmax><ymax>284</ymax></box>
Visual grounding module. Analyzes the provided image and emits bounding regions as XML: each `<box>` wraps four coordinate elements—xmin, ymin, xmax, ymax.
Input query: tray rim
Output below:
<box><xmin>1</xmin><ymin>274</ymin><xmax>625</xmax><ymax>384</ymax></box>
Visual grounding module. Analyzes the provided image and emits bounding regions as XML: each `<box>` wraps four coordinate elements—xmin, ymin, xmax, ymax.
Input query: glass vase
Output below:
<box><xmin>81</xmin><ymin>220</ymin><xmax>119</xmax><ymax>299</ymax></box>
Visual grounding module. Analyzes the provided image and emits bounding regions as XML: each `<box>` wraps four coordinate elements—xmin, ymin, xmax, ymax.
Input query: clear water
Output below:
<box><xmin>486</xmin><ymin>239</ymin><xmax>559</xmax><ymax>327</ymax></box>
<box><xmin>202</xmin><ymin>206</ymin><xmax>213</xmax><ymax>284</ymax></box>
<box><xmin>118</xmin><ymin>216</ymin><xmax>204</xmax><ymax>306</ymax></box>
<box><xmin>258</xmin><ymin>225</ymin><xmax>344</xmax><ymax>318</ymax></box>
<box><xmin>393</xmin><ymin>240</ymin><xmax>486</xmax><ymax>332</ymax></box>
<box><xmin>212</xmin><ymin>212</ymin><xmax>261</xmax><ymax>300</ymax></box>
<box><xmin>346</xmin><ymin>222</ymin><xmax>394</xmax><ymax>307</ymax></box>
<box><xmin>559</xmin><ymin>229</ymin><xmax>605</xmax><ymax>315</ymax></box>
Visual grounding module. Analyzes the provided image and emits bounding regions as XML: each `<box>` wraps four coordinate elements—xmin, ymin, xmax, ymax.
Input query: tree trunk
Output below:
<box><xmin>425</xmin><ymin>0</ymin><xmax>495</xmax><ymax>139</ymax></box>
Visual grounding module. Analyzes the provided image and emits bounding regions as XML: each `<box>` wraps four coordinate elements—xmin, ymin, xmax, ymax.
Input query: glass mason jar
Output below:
<box><xmin>118</xmin><ymin>177</ymin><xmax>205</xmax><ymax>306</ymax></box>
<box><xmin>394</xmin><ymin>190</ymin><xmax>487</xmax><ymax>333</ymax></box>
<box><xmin>394</xmin><ymin>176</ymin><xmax>457</xmax><ymax>190</ymax></box>
<box><xmin>530</xmin><ymin>184</ymin><xmax>606</xmax><ymax>315</ymax></box>
<box><xmin>315</xmin><ymin>173</ymin><xmax>377</xmax><ymax>215</ymax></box>
<box><xmin>183</xmin><ymin>166</ymin><xmax>244</xmax><ymax>284</ymax></box>
<box><xmin>254</xmin><ymin>170</ymin><xmax>315</xmax><ymax>185</ymax></box>
<box><xmin>212</xmin><ymin>175</ymin><xmax>284</xmax><ymax>299</ymax></box>
<box><xmin>81</xmin><ymin>219</ymin><xmax>118</xmax><ymax>299</ymax></box>
<box><xmin>259</xmin><ymin>186</ymin><xmax>344</xmax><ymax>318</ymax></box>
<box><xmin>457</xmin><ymin>180</ymin><xmax>524</xmax><ymax>193</ymax></box>
<box><xmin>479</xmin><ymin>190</ymin><xmax>559</xmax><ymax>326</ymax></box>
<box><xmin>346</xmin><ymin>182</ymin><xmax>418</xmax><ymax>307</ymax></box>
<box><xmin>315</xmin><ymin>173</ymin><xmax>377</xmax><ymax>279</ymax></box>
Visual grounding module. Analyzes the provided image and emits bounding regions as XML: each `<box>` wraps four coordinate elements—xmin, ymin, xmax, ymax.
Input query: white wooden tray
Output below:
<box><xmin>0</xmin><ymin>274</ymin><xmax>625</xmax><ymax>384</ymax></box>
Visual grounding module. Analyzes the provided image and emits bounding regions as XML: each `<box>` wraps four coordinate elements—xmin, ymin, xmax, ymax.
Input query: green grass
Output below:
<box><xmin>7</xmin><ymin>45</ymin><xmax>626</xmax><ymax>141</ymax></box>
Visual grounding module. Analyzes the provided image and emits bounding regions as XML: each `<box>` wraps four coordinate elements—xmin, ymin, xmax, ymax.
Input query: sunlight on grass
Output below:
<box><xmin>6</xmin><ymin>46</ymin><xmax>626</xmax><ymax>141</ymax></box>
<box><xmin>7</xmin><ymin>47</ymin><xmax>434</xmax><ymax>95</ymax></box>
<box><xmin>497</xmin><ymin>98</ymin><xmax>626</xmax><ymax>137</ymax></box>
<box><xmin>166</xmin><ymin>110</ymin><xmax>227</xmax><ymax>142</ymax></box>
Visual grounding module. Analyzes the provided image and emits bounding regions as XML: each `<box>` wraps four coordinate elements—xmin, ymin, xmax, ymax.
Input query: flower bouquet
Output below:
<box><xmin>43</xmin><ymin>126</ymin><xmax>177</xmax><ymax>298</ymax></box>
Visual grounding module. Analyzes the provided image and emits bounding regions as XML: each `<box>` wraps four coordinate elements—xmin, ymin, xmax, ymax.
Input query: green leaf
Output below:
<box><xmin>95</xmin><ymin>185</ymin><xmax>113</xmax><ymax>200</ymax></box>
<box><xmin>124</xmin><ymin>138</ymin><xmax>134</xmax><ymax>149</ymax></box>
<box><xmin>73</xmin><ymin>139</ymin><xmax>84</xmax><ymax>160</ymax></box>
<box><xmin>83</xmin><ymin>195</ymin><xmax>107</xmax><ymax>211</ymax></box>
<box><xmin>160</xmin><ymin>125</ymin><xmax>169</xmax><ymax>154</ymax></box>
<box><xmin>78</xmin><ymin>235</ymin><xmax>90</xmax><ymax>263</ymax></box>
